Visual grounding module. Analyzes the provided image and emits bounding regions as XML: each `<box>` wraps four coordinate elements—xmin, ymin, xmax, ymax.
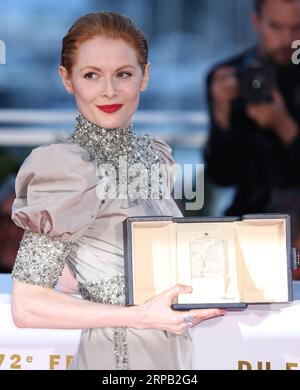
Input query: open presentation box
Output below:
<box><xmin>123</xmin><ymin>214</ymin><xmax>298</xmax><ymax>310</ymax></box>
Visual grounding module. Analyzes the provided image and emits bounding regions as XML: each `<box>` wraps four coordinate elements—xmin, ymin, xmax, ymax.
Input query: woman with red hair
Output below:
<box><xmin>10</xmin><ymin>12</ymin><xmax>225</xmax><ymax>370</ymax></box>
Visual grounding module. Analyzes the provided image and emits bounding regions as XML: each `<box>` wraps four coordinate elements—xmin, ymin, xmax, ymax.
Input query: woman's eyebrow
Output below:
<box><xmin>80</xmin><ymin>65</ymin><xmax>136</xmax><ymax>72</ymax></box>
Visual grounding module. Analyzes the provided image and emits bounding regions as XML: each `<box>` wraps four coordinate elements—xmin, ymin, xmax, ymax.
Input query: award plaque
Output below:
<box><xmin>190</xmin><ymin>234</ymin><xmax>226</xmax><ymax>279</ymax></box>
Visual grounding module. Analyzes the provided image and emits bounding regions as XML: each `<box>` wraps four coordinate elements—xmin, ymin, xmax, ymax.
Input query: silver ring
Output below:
<box><xmin>183</xmin><ymin>315</ymin><xmax>196</xmax><ymax>326</ymax></box>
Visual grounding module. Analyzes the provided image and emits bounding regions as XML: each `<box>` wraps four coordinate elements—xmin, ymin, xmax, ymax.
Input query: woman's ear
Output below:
<box><xmin>140</xmin><ymin>62</ymin><xmax>150</xmax><ymax>91</ymax></box>
<box><xmin>58</xmin><ymin>66</ymin><xmax>74</xmax><ymax>94</ymax></box>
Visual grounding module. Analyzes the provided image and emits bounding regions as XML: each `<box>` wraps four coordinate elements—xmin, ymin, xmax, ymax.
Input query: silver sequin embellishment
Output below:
<box><xmin>12</xmin><ymin>230</ymin><xmax>72</xmax><ymax>288</ymax></box>
<box><xmin>78</xmin><ymin>274</ymin><xmax>129</xmax><ymax>370</ymax></box>
<box><xmin>66</xmin><ymin>112</ymin><xmax>166</xmax><ymax>201</ymax></box>
<box><xmin>78</xmin><ymin>274</ymin><xmax>125</xmax><ymax>305</ymax></box>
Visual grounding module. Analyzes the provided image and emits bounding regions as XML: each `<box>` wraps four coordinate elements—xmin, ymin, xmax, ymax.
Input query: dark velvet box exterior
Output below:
<box><xmin>123</xmin><ymin>214</ymin><xmax>296</xmax><ymax>310</ymax></box>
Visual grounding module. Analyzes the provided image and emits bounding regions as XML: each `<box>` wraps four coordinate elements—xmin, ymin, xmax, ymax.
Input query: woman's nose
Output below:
<box><xmin>100</xmin><ymin>77</ymin><xmax>117</xmax><ymax>98</ymax></box>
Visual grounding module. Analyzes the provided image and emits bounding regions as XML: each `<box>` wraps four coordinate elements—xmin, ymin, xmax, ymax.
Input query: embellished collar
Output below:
<box><xmin>67</xmin><ymin>112</ymin><xmax>135</xmax><ymax>162</ymax></box>
<box><xmin>66</xmin><ymin>112</ymin><xmax>165</xmax><ymax>200</ymax></box>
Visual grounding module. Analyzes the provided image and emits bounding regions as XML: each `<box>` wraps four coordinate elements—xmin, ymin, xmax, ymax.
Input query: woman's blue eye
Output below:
<box><xmin>117</xmin><ymin>71</ymin><xmax>132</xmax><ymax>79</ymax></box>
<box><xmin>84</xmin><ymin>72</ymin><xmax>97</xmax><ymax>79</ymax></box>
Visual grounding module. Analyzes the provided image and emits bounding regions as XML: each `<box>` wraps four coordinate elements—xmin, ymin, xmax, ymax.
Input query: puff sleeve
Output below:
<box><xmin>152</xmin><ymin>136</ymin><xmax>178</xmax><ymax>193</ymax></box>
<box><xmin>11</xmin><ymin>143</ymin><xmax>105</xmax><ymax>288</ymax></box>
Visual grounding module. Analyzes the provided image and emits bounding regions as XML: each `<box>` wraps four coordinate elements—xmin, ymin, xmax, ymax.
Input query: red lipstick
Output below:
<box><xmin>97</xmin><ymin>104</ymin><xmax>123</xmax><ymax>113</ymax></box>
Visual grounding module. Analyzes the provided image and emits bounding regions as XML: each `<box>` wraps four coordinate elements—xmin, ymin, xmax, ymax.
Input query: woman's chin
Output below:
<box><xmin>94</xmin><ymin>114</ymin><xmax>130</xmax><ymax>129</ymax></box>
<box><xmin>78</xmin><ymin>107</ymin><xmax>131</xmax><ymax>129</ymax></box>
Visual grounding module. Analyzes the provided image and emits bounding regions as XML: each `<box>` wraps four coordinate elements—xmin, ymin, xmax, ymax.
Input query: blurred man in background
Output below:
<box><xmin>205</xmin><ymin>0</ymin><xmax>300</xmax><ymax>278</ymax></box>
<box><xmin>205</xmin><ymin>0</ymin><xmax>300</xmax><ymax>214</ymax></box>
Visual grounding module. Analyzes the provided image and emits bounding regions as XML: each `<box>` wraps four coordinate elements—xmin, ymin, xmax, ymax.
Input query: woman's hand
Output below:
<box><xmin>134</xmin><ymin>284</ymin><xmax>226</xmax><ymax>335</ymax></box>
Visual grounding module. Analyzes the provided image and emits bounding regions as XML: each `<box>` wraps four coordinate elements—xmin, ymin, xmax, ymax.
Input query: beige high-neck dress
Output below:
<box><xmin>11</xmin><ymin>135</ymin><xmax>192</xmax><ymax>370</ymax></box>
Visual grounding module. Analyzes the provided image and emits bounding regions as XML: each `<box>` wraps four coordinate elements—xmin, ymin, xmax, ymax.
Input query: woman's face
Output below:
<box><xmin>59</xmin><ymin>36</ymin><xmax>149</xmax><ymax>129</ymax></box>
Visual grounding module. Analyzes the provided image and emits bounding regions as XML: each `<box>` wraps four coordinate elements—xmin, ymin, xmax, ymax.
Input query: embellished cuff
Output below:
<box><xmin>12</xmin><ymin>230</ymin><xmax>73</xmax><ymax>288</ymax></box>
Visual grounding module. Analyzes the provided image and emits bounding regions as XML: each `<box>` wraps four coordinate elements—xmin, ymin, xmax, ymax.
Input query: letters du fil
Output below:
<box><xmin>238</xmin><ymin>360</ymin><xmax>299</xmax><ymax>370</ymax></box>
